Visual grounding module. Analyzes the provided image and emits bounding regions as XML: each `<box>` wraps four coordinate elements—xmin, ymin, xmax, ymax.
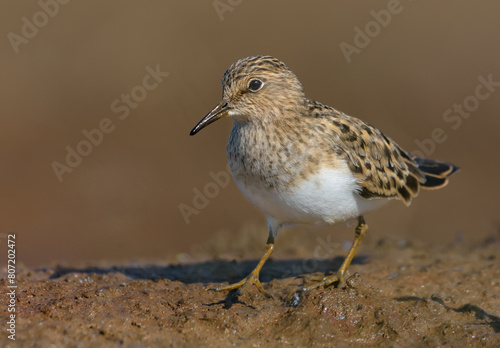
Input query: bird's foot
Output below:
<box><xmin>300</xmin><ymin>271</ymin><xmax>347</xmax><ymax>292</ymax></box>
<box><xmin>209</xmin><ymin>270</ymin><xmax>272</xmax><ymax>299</ymax></box>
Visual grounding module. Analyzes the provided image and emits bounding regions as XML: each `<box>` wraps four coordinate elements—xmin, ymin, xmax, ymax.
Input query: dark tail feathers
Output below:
<box><xmin>414</xmin><ymin>157</ymin><xmax>459</xmax><ymax>190</ymax></box>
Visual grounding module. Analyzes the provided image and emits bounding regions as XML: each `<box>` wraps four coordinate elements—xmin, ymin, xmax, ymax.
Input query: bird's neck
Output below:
<box><xmin>232</xmin><ymin>101</ymin><xmax>307</xmax><ymax>129</ymax></box>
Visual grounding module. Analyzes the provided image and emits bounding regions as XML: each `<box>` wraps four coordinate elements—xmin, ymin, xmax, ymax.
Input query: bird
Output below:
<box><xmin>189</xmin><ymin>55</ymin><xmax>458</xmax><ymax>297</ymax></box>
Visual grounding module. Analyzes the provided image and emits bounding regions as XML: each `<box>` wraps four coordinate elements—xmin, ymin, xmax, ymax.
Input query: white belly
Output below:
<box><xmin>233</xmin><ymin>164</ymin><xmax>388</xmax><ymax>226</ymax></box>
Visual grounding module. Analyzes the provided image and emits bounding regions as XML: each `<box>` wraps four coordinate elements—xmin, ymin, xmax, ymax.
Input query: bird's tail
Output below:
<box><xmin>414</xmin><ymin>157</ymin><xmax>459</xmax><ymax>190</ymax></box>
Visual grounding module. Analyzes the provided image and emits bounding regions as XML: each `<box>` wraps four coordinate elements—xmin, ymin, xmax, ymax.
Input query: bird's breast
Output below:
<box><xmin>227</xmin><ymin>121</ymin><xmax>309</xmax><ymax>191</ymax></box>
<box><xmin>225</xmin><ymin>121</ymin><xmax>388</xmax><ymax>224</ymax></box>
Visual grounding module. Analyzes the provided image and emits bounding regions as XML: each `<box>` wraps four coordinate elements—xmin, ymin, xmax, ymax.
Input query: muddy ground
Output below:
<box><xmin>2</xmin><ymin>228</ymin><xmax>500</xmax><ymax>347</ymax></box>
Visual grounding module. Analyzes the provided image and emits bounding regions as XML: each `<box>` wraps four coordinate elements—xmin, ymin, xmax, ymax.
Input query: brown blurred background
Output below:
<box><xmin>1</xmin><ymin>1</ymin><xmax>499</xmax><ymax>267</ymax></box>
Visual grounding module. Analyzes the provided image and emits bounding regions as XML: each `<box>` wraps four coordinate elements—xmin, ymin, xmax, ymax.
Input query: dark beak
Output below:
<box><xmin>190</xmin><ymin>100</ymin><xmax>230</xmax><ymax>136</ymax></box>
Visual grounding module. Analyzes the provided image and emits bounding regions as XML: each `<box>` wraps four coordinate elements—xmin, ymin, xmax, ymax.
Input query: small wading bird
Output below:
<box><xmin>190</xmin><ymin>55</ymin><xmax>458</xmax><ymax>297</ymax></box>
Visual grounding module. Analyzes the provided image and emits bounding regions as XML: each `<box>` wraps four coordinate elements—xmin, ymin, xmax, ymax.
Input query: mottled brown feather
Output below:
<box><xmin>303</xmin><ymin>99</ymin><xmax>429</xmax><ymax>205</ymax></box>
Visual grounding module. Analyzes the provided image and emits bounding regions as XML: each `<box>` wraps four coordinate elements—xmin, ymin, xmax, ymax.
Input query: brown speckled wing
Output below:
<box><xmin>305</xmin><ymin>99</ymin><xmax>425</xmax><ymax>205</ymax></box>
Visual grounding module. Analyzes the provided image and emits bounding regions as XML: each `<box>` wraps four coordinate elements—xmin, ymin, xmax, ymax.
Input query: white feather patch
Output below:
<box><xmin>234</xmin><ymin>163</ymin><xmax>388</xmax><ymax>227</ymax></box>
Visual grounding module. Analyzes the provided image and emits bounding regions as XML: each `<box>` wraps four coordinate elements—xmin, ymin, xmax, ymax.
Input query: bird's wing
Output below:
<box><xmin>305</xmin><ymin>99</ymin><xmax>425</xmax><ymax>205</ymax></box>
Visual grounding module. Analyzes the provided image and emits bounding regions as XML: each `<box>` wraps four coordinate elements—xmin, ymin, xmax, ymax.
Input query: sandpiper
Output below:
<box><xmin>190</xmin><ymin>55</ymin><xmax>458</xmax><ymax>297</ymax></box>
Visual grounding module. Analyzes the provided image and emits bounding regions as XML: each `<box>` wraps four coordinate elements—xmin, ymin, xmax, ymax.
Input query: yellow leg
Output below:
<box><xmin>305</xmin><ymin>216</ymin><xmax>368</xmax><ymax>290</ymax></box>
<box><xmin>211</xmin><ymin>235</ymin><xmax>275</xmax><ymax>298</ymax></box>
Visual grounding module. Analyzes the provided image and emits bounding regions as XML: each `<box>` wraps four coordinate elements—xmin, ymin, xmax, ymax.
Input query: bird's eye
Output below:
<box><xmin>248</xmin><ymin>79</ymin><xmax>264</xmax><ymax>92</ymax></box>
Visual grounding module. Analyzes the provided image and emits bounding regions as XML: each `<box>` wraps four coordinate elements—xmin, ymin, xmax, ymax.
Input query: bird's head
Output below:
<box><xmin>190</xmin><ymin>55</ymin><xmax>305</xmax><ymax>135</ymax></box>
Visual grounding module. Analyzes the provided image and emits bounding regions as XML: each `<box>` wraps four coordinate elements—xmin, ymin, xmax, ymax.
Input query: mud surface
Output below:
<box><xmin>2</xmin><ymin>230</ymin><xmax>500</xmax><ymax>347</ymax></box>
